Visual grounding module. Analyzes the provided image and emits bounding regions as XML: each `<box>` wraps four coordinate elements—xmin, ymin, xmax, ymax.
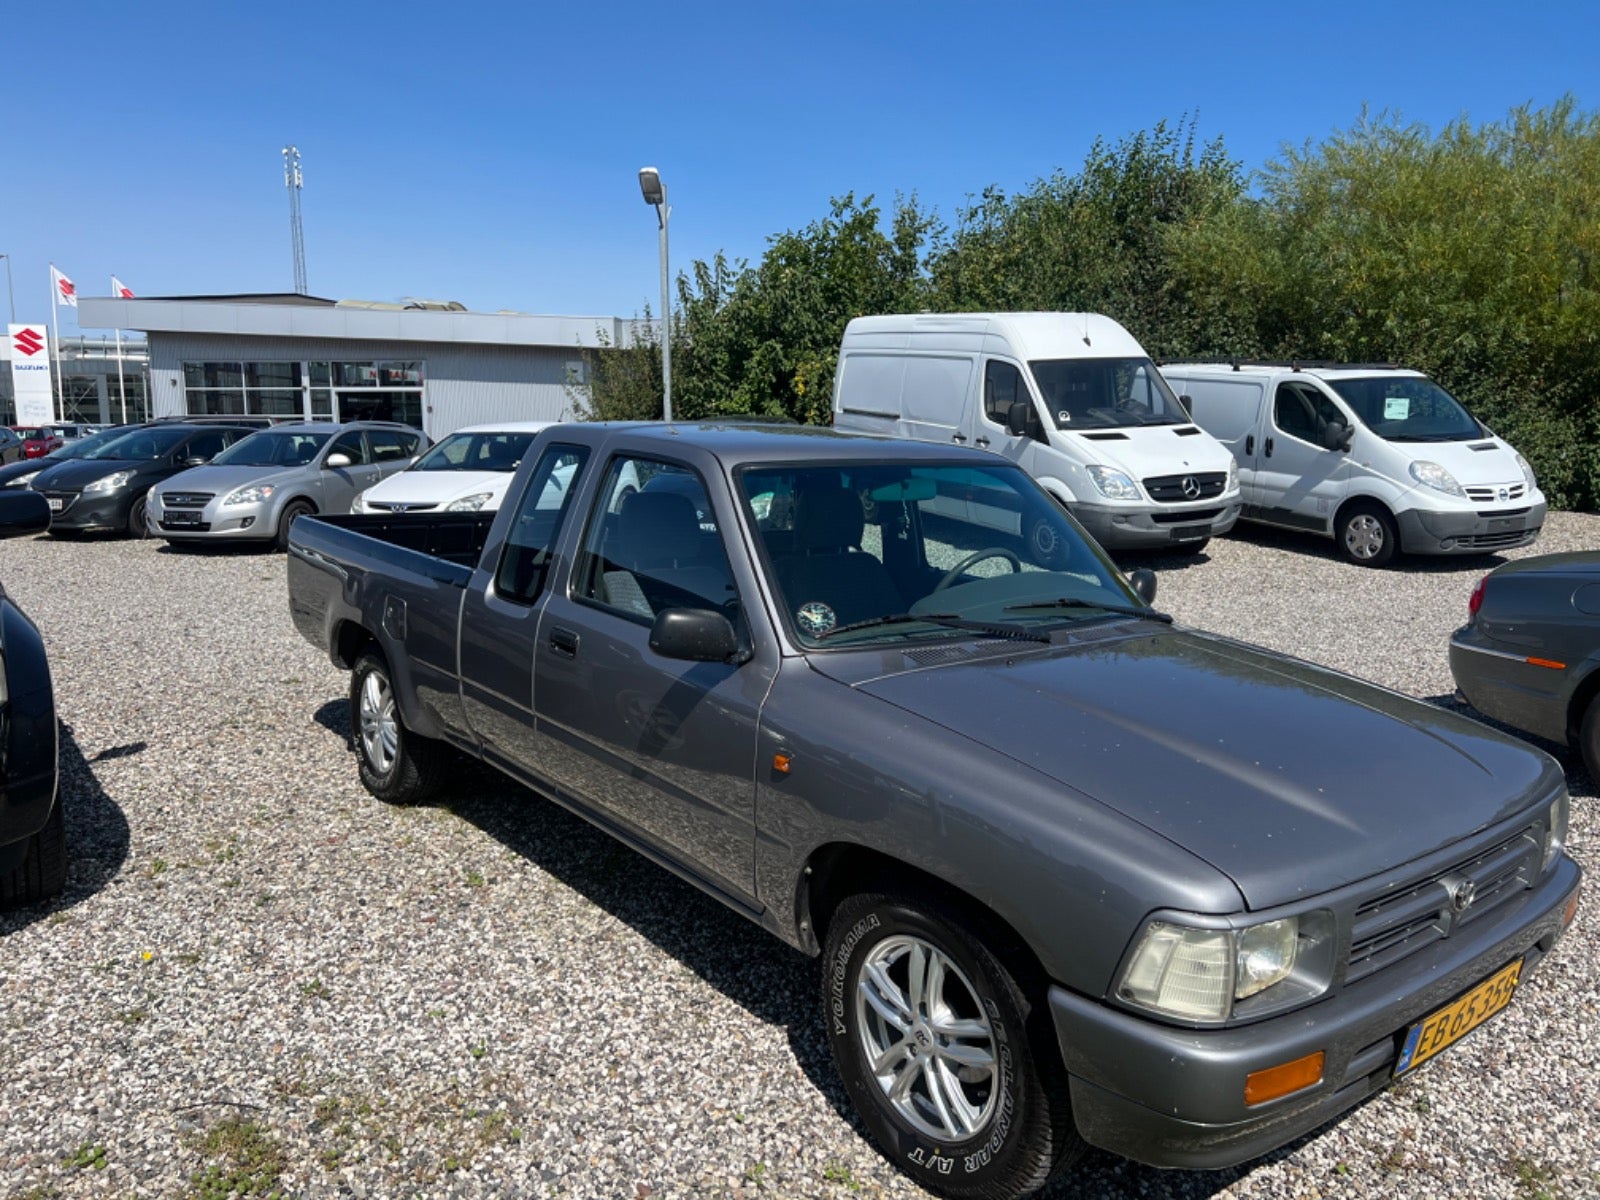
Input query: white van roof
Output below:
<box><xmin>1162</xmin><ymin>362</ymin><xmax>1430</xmax><ymax>384</ymax></box>
<box><xmin>843</xmin><ymin>312</ymin><xmax>1147</xmax><ymax>360</ymax></box>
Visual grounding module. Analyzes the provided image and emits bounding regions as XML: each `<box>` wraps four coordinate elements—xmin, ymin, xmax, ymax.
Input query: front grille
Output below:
<box><xmin>1143</xmin><ymin>472</ymin><xmax>1227</xmax><ymax>503</ymax></box>
<box><xmin>40</xmin><ymin>490</ymin><xmax>78</xmax><ymax>514</ymax></box>
<box><xmin>1151</xmin><ymin>508</ymin><xmax>1223</xmax><ymax>525</ymax></box>
<box><xmin>162</xmin><ymin>492</ymin><xmax>214</xmax><ymax>509</ymax></box>
<box><xmin>1347</xmin><ymin>831</ymin><xmax>1536</xmax><ymax>984</ymax></box>
<box><xmin>369</xmin><ymin>501</ymin><xmax>439</xmax><ymax>513</ymax></box>
<box><xmin>1464</xmin><ymin>482</ymin><xmax>1525</xmax><ymax>504</ymax></box>
<box><xmin>1457</xmin><ymin>529</ymin><xmax>1539</xmax><ymax>549</ymax></box>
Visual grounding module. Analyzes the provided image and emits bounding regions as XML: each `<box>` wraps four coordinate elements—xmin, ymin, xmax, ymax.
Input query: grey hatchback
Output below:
<box><xmin>148</xmin><ymin>421</ymin><xmax>427</xmax><ymax>549</ymax></box>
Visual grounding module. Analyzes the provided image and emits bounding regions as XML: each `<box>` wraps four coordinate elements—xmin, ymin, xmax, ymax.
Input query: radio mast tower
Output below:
<box><xmin>282</xmin><ymin>145</ymin><xmax>307</xmax><ymax>295</ymax></box>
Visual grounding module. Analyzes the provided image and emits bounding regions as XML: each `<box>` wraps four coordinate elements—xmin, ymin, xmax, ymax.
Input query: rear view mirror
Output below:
<box><xmin>325</xmin><ymin>452</ymin><xmax>353</xmax><ymax>469</ymax></box>
<box><xmin>1006</xmin><ymin>401</ymin><xmax>1032</xmax><ymax>437</ymax></box>
<box><xmin>650</xmin><ymin>607</ymin><xmax>741</xmax><ymax>663</ymax></box>
<box><xmin>869</xmin><ymin>478</ymin><xmax>936</xmax><ymax>503</ymax></box>
<box><xmin>1128</xmin><ymin>568</ymin><xmax>1158</xmax><ymax>605</ymax></box>
<box><xmin>0</xmin><ymin>491</ymin><xmax>50</xmax><ymax>539</ymax></box>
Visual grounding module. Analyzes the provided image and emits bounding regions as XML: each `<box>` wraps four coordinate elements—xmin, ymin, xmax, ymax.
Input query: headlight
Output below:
<box><xmin>1226</xmin><ymin>456</ymin><xmax>1239</xmax><ymax>495</ymax></box>
<box><xmin>223</xmin><ymin>484</ymin><xmax>276</xmax><ymax>506</ymax></box>
<box><xmin>444</xmin><ymin>492</ymin><xmax>493</xmax><ymax>512</ymax></box>
<box><xmin>1086</xmin><ymin>465</ymin><xmax>1141</xmax><ymax>501</ymax></box>
<box><xmin>1543</xmin><ymin>791</ymin><xmax>1570</xmax><ymax>872</ymax></box>
<box><xmin>6</xmin><ymin>469</ymin><xmax>42</xmax><ymax>488</ymax></box>
<box><xmin>82</xmin><ymin>470</ymin><xmax>135</xmax><ymax>495</ymax></box>
<box><xmin>350</xmin><ymin>488</ymin><xmax>370</xmax><ymax>513</ymax></box>
<box><xmin>1117</xmin><ymin>911</ymin><xmax>1334</xmax><ymax>1023</ymax></box>
<box><xmin>1516</xmin><ymin>452</ymin><xmax>1538</xmax><ymax>491</ymax></box>
<box><xmin>1409</xmin><ymin>460</ymin><xmax>1465</xmax><ymax>497</ymax></box>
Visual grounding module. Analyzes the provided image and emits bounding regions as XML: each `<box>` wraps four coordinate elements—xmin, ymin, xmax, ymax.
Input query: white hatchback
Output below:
<box><xmin>351</xmin><ymin>421</ymin><xmax>552</xmax><ymax>515</ymax></box>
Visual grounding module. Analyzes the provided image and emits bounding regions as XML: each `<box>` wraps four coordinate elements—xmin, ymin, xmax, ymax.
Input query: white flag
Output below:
<box><xmin>111</xmin><ymin>276</ymin><xmax>134</xmax><ymax>299</ymax></box>
<box><xmin>51</xmin><ymin>266</ymin><xmax>77</xmax><ymax>307</ymax></box>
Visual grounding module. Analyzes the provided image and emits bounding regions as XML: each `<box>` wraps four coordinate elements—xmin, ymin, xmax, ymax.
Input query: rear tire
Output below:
<box><xmin>0</xmin><ymin>797</ymin><xmax>67</xmax><ymax>909</ymax></box>
<box><xmin>1578</xmin><ymin>694</ymin><xmax>1600</xmax><ymax>787</ymax></box>
<box><xmin>349</xmin><ymin>650</ymin><xmax>445</xmax><ymax>804</ymax></box>
<box><xmin>276</xmin><ymin>500</ymin><xmax>314</xmax><ymax>552</ymax></box>
<box><xmin>1336</xmin><ymin>501</ymin><xmax>1398</xmax><ymax>567</ymax></box>
<box><xmin>822</xmin><ymin>889</ymin><xmax>1083</xmax><ymax>1199</ymax></box>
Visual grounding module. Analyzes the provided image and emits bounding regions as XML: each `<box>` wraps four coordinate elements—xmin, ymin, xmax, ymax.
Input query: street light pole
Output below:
<box><xmin>638</xmin><ymin>166</ymin><xmax>672</xmax><ymax>422</ymax></box>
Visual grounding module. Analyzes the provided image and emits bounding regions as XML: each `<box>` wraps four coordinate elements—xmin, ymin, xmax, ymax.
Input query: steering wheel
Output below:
<box><xmin>934</xmin><ymin>548</ymin><xmax>1023</xmax><ymax>592</ymax></box>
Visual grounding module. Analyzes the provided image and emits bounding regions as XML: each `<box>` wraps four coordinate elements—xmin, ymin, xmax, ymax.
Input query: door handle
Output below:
<box><xmin>1264</xmin><ymin>437</ymin><xmax>1274</xmax><ymax>458</ymax></box>
<box><xmin>951</xmin><ymin>432</ymin><xmax>968</xmax><ymax>443</ymax></box>
<box><xmin>549</xmin><ymin>627</ymin><xmax>579</xmax><ymax>658</ymax></box>
<box><xmin>974</xmin><ymin>436</ymin><xmax>991</xmax><ymax>448</ymax></box>
<box><xmin>1245</xmin><ymin>434</ymin><xmax>1255</xmax><ymax>456</ymax></box>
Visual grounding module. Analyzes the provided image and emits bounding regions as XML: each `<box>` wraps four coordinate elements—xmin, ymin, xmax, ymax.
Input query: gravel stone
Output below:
<box><xmin>0</xmin><ymin>515</ymin><xmax>1594</xmax><ymax>1199</ymax></box>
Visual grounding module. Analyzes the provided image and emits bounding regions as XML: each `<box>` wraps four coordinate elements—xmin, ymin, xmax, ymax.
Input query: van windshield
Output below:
<box><xmin>1029</xmin><ymin>357</ymin><xmax>1189</xmax><ymax>429</ymax></box>
<box><xmin>1326</xmin><ymin>376</ymin><xmax>1483</xmax><ymax>442</ymax></box>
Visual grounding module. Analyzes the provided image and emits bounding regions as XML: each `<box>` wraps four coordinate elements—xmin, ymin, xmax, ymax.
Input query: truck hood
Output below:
<box><xmin>152</xmin><ymin>464</ymin><xmax>304</xmax><ymax>497</ymax></box>
<box><xmin>360</xmin><ymin>469</ymin><xmax>514</xmax><ymax>509</ymax></box>
<box><xmin>1400</xmin><ymin>436</ymin><xmax>1528</xmax><ymax>490</ymax></box>
<box><xmin>813</xmin><ymin>628</ymin><xmax>1559</xmax><ymax>910</ymax></box>
<box><xmin>1063</xmin><ymin>425</ymin><xmax>1235</xmax><ymax>481</ymax></box>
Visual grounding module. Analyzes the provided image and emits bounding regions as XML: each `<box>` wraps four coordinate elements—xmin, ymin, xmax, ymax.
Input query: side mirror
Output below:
<box><xmin>325</xmin><ymin>452</ymin><xmax>353</xmax><ymax>469</ymax></box>
<box><xmin>650</xmin><ymin>607</ymin><xmax>741</xmax><ymax>663</ymax></box>
<box><xmin>1006</xmin><ymin>400</ymin><xmax>1032</xmax><ymax>437</ymax></box>
<box><xmin>0</xmin><ymin>490</ymin><xmax>50</xmax><ymax>538</ymax></box>
<box><xmin>1178</xmin><ymin>393</ymin><xmax>1193</xmax><ymax>416</ymax></box>
<box><xmin>184</xmin><ymin>455</ymin><xmax>211</xmax><ymax>467</ymax></box>
<box><xmin>1319</xmin><ymin>421</ymin><xmax>1352</xmax><ymax>452</ymax></box>
<box><xmin>1128</xmin><ymin>568</ymin><xmax>1158</xmax><ymax>605</ymax></box>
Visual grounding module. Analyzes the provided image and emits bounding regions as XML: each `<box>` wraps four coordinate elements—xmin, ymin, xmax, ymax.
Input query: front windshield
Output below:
<box><xmin>14</xmin><ymin>428</ymin><xmax>50</xmax><ymax>440</ymax></box>
<box><xmin>83</xmin><ymin>427</ymin><xmax>193</xmax><ymax>461</ymax></box>
<box><xmin>1327</xmin><ymin>375</ymin><xmax>1481</xmax><ymax>442</ymax></box>
<box><xmin>1030</xmin><ymin>357</ymin><xmax>1189</xmax><ymax>430</ymax></box>
<box><xmin>413</xmin><ymin>431</ymin><xmax>537</xmax><ymax>472</ymax></box>
<box><xmin>210</xmin><ymin>430</ymin><xmax>331</xmax><ymax>467</ymax></box>
<box><xmin>739</xmin><ymin>461</ymin><xmax>1143</xmax><ymax>647</ymax></box>
<box><xmin>56</xmin><ymin>427</ymin><xmax>138</xmax><ymax>459</ymax></box>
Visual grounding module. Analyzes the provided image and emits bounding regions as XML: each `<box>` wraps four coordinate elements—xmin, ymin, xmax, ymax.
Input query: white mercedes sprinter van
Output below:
<box><xmin>1159</xmin><ymin>362</ymin><xmax>1545</xmax><ymax>566</ymax></box>
<box><xmin>832</xmin><ymin>313</ymin><xmax>1241</xmax><ymax>552</ymax></box>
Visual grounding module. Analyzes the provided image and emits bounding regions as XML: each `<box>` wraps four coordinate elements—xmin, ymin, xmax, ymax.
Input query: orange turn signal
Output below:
<box><xmin>1526</xmin><ymin>657</ymin><xmax>1566</xmax><ymax>670</ymax></box>
<box><xmin>1563</xmin><ymin>890</ymin><xmax>1581</xmax><ymax>929</ymax></box>
<box><xmin>773</xmin><ymin>753</ymin><xmax>792</xmax><ymax>775</ymax></box>
<box><xmin>1245</xmin><ymin>1051</ymin><xmax>1325</xmax><ymax>1106</ymax></box>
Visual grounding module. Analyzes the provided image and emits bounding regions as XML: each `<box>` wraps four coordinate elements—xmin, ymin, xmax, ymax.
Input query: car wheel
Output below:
<box><xmin>1336</xmin><ymin>502</ymin><xmax>1397</xmax><ymax>567</ymax></box>
<box><xmin>126</xmin><ymin>494</ymin><xmax>152</xmax><ymax>539</ymax></box>
<box><xmin>822</xmin><ymin>890</ymin><xmax>1083</xmax><ymax>1199</ymax></box>
<box><xmin>1578</xmin><ymin>694</ymin><xmax>1600</xmax><ymax>787</ymax></box>
<box><xmin>0</xmin><ymin>797</ymin><xmax>66</xmax><ymax>909</ymax></box>
<box><xmin>276</xmin><ymin>500</ymin><xmax>315</xmax><ymax>552</ymax></box>
<box><xmin>349</xmin><ymin>650</ymin><xmax>445</xmax><ymax>804</ymax></box>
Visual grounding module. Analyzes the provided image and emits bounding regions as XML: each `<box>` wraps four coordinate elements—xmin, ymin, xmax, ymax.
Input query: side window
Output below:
<box><xmin>1273</xmin><ymin>382</ymin><xmax>1341</xmax><ymax>444</ymax></box>
<box><xmin>983</xmin><ymin>360</ymin><xmax>1025</xmax><ymax>425</ymax></box>
<box><xmin>368</xmin><ymin>430</ymin><xmax>415</xmax><ymax>461</ymax></box>
<box><xmin>329</xmin><ymin>432</ymin><xmax>369</xmax><ymax>465</ymax></box>
<box><xmin>494</xmin><ymin>444</ymin><xmax>589</xmax><ymax>605</ymax></box>
<box><xmin>186</xmin><ymin>431</ymin><xmax>230</xmax><ymax>460</ymax></box>
<box><xmin>574</xmin><ymin>457</ymin><xmax>739</xmax><ymax>623</ymax></box>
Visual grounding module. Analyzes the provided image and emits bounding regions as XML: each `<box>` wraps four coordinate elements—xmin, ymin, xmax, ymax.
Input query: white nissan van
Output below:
<box><xmin>1159</xmin><ymin>362</ymin><xmax>1545</xmax><ymax>566</ymax></box>
<box><xmin>832</xmin><ymin>313</ymin><xmax>1241</xmax><ymax>553</ymax></box>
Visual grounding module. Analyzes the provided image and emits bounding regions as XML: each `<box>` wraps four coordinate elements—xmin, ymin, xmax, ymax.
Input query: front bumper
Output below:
<box><xmin>1049</xmin><ymin>854</ymin><xmax>1581</xmax><ymax>1169</ymax></box>
<box><xmin>1073</xmin><ymin>499</ymin><xmax>1242</xmax><ymax>549</ymax></box>
<box><xmin>151</xmin><ymin>493</ymin><xmax>275</xmax><ymax>541</ymax></box>
<box><xmin>0</xmin><ymin>602</ymin><xmax>59</xmax><ymax>866</ymax></box>
<box><xmin>40</xmin><ymin>488</ymin><xmax>136</xmax><ymax>532</ymax></box>
<box><xmin>1397</xmin><ymin>501</ymin><xmax>1547</xmax><ymax>555</ymax></box>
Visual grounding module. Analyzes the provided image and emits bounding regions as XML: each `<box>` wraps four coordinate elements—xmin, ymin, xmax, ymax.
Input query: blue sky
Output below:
<box><xmin>5</xmin><ymin>0</ymin><xmax>1594</xmax><ymax>334</ymax></box>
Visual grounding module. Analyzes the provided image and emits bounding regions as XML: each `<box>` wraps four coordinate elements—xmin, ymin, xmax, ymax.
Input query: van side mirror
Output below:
<box><xmin>650</xmin><ymin>607</ymin><xmax>743</xmax><ymax>663</ymax></box>
<box><xmin>1319</xmin><ymin>421</ymin><xmax>1353</xmax><ymax>452</ymax></box>
<box><xmin>0</xmin><ymin>490</ymin><xmax>50</xmax><ymax>539</ymax></box>
<box><xmin>1178</xmin><ymin>393</ymin><xmax>1193</xmax><ymax>416</ymax></box>
<box><xmin>1128</xmin><ymin>568</ymin><xmax>1158</xmax><ymax>605</ymax></box>
<box><xmin>325</xmin><ymin>452</ymin><xmax>353</xmax><ymax>469</ymax></box>
<box><xmin>1006</xmin><ymin>401</ymin><xmax>1032</xmax><ymax>437</ymax></box>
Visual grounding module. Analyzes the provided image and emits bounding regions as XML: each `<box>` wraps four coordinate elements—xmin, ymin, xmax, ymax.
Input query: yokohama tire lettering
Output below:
<box><xmin>829</xmin><ymin>914</ymin><xmax>880</xmax><ymax>1035</ymax></box>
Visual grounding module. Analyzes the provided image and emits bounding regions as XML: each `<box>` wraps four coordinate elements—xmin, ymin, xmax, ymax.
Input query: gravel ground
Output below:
<box><xmin>0</xmin><ymin>513</ymin><xmax>1594</xmax><ymax>1200</ymax></box>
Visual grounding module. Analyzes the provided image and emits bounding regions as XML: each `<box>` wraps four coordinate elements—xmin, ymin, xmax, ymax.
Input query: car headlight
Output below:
<box><xmin>1226</xmin><ymin>456</ymin><xmax>1239</xmax><ymax>495</ymax></box>
<box><xmin>1117</xmin><ymin>910</ymin><xmax>1335</xmax><ymax>1023</ymax></box>
<box><xmin>82</xmin><ymin>470</ymin><xmax>135</xmax><ymax>495</ymax></box>
<box><xmin>1086</xmin><ymin>465</ymin><xmax>1141</xmax><ymax>501</ymax></box>
<box><xmin>223</xmin><ymin>484</ymin><xmax>276</xmax><ymax>506</ymax></box>
<box><xmin>6</xmin><ymin>469</ymin><xmax>43</xmax><ymax>488</ymax></box>
<box><xmin>1409</xmin><ymin>460</ymin><xmax>1465</xmax><ymax>497</ymax></box>
<box><xmin>1543</xmin><ymin>791</ymin><xmax>1570</xmax><ymax>872</ymax></box>
<box><xmin>350</xmin><ymin>488</ymin><xmax>370</xmax><ymax>513</ymax></box>
<box><xmin>1516</xmin><ymin>452</ymin><xmax>1538</xmax><ymax>491</ymax></box>
<box><xmin>444</xmin><ymin>492</ymin><xmax>493</xmax><ymax>512</ymax></box>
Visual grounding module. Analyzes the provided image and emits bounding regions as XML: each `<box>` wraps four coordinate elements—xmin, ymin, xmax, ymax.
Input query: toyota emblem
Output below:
<box><xmin>1450</xmin><ymin>879</ymin><xmax>1476</xmax><ymax>913</ymax></box>
<box><xmin>1180</xmin><ymin>475</ymin><xmax>1201</xmax><ymax>500</ymax></box>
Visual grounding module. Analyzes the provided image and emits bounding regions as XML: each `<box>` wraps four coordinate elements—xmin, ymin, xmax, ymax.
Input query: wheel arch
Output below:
<box><xmin>1564</xmin><ymin>660</ymin><xmax>1600</xmax><ymax>744</ymax></box>
<box><xmin>331</xmin><ymin>618</ymin><xmax>379</xmax><ymax>671</ymax></box>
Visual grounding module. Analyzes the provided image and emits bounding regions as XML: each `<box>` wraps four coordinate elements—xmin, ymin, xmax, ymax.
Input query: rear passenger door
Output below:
<box><xmin>531</xmin><ymin>453</ymin><xmax>769</xmax><ymax>906</ymax></box>
<box><xmin>368</xmin><ymin>429</ymin><xmax>422</xmax><ymax>481</ymax></box>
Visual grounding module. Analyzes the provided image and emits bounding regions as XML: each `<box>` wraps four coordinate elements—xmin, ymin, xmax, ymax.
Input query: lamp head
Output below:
<box><xmin>638</xmin><ymin>166</ymin><xmax>665</xmax><ymax>206</ymax></box>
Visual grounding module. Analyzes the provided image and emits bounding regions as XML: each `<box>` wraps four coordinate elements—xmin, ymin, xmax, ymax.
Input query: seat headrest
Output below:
<box><xmin>615</xmin><ymin>490</ymin><xmax>702</xmax><ymax>566</ymax></box>
<box><xmin>795</xmin><ymin>487</ymin><xmax>865</xmax><ymax>551</ymax></box>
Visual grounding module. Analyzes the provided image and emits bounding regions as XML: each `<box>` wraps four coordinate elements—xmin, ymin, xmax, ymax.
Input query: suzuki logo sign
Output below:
<box><xmin>8</xmin><ymin>324</ymin><xmax>55</xmax><ymax>425</ymax></box>
<box><xmin>13</xmin><ymin>328</ymin><xmax>44</xmax><ymax>357</ymax></box>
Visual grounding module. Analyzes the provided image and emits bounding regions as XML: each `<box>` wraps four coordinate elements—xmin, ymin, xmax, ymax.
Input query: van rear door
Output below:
<box><xmin>1179</xmin><ymin>376</ymin><xmax>1265</xmax><ymax>506</ymax></box>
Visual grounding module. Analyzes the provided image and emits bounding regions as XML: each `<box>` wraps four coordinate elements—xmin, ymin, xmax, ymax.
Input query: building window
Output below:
<box><xmin>62</xmin><ymin>377</ymin><xmax>102</xmax><ymax>423</ymax></box>
<box><xmin>182</xmin><ymin>360</ymin><xmax>426</xmax><ymax>427</ymax></box>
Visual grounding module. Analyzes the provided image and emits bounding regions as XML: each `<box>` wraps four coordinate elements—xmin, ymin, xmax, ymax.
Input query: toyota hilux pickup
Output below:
<box><xmin>287</xmin><ymin>421</ymin><xmax>1581</xmax><ymax>1200</ymax></box>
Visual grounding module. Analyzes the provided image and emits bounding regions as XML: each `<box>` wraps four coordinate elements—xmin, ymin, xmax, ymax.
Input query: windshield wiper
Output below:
<box><xmin>817</xmin><ymin>611</ymin><xmax>1051</xmax><ymax>643</ymax></box>
<box><xmin>1004</xmin><ymin>597</ymin><xmax>1174</xmax><ymax>624</ymax></box>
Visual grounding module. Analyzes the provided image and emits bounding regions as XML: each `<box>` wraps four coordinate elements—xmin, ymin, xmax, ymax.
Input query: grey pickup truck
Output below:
<box><xmin>288</xmin><ymin>421</ymin><xmax>1581</xmax><ymax>1200</ymax></box>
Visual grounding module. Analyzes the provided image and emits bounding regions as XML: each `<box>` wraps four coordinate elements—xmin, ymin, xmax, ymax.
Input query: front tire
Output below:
<box><xmin>0</xmin><ymin>797</ymin><xmax>67</xmax><ymax>909</ymax></box>
<box><xmin>1577</xmin><ymin>694</ymin><xmax>1600</xmax><ymax>787</ymax></box>
<box><xmin>276</xmin><ymin>500</ymin><xmax>314</xmax><ymax>552</ymax></box>
<box><xmin>822</xmin><ymin>890</ymin><xmax>1082</xmax><ymax>1199</ymax></box>
<box><xmin>127</xmin><ymin>494</ymin><xmax>152</xmax><ymax>539</ymax></box>
<box><xmin>349</xmin><ymin>650</ymin><xmax>445</xmax><ymax>804</ymax></box>
<box><xmin>1336</xmin><ymin>501</ymin><xmax>1398</xmax><ymax>567</ymax></box>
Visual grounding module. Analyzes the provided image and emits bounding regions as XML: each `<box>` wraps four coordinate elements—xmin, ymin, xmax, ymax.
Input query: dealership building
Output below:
<box><xmin>76</xmin><ymin>293</ymin><xmax>645</xmax><ymax>438</ymax></box>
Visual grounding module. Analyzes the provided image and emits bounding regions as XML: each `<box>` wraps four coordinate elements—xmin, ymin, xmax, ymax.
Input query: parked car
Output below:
<box><xmin>0</xmin><ymin>427</ymin><xmax>25</xmax><ymax>466</ymax></box>
<box><xmin>11</xmin><ymin>426</ymin><xmax>64</xmax><ymax>459</ymax></box>
<box><xmin>30</xmin><ymin>423</ymin><xmax>256</xmax><ymax>537</ymax></box>
<box><xmin>351</xmin><ymin>421</ymin><xmax>547</xmax><ymax>515</ymax></box>
<box><xmin>52</xmin><ymin>423</ymin><xmax>97</xmax><ymax>442</ymax></box>
<box><xmin>1159</xmin><ymin>362</ymin><xmax>1544</xmax><ymax>566</ymax></box>
<box><xmin>287</xmin><ymin>422</ymin><xmax>1580</xmax><ymax>1199</ymax></box>
<box><xmin>0</xmin><ymin>490</ymin><xmax>64</xmax><ymax>909</ymax></box>
<box><xmin>150</xmin><ymin>422</ymin><xmax>428</xmax><ymax>550</ymax></box>
<box><xmin>1451</xmin><ymin>551</ymin><xmax>1600</xmax><ymax>779</ymax></box>
<box><xmin>833</xmin><ymin>313</ymin><xmax>1242</xmax><ymax>554</ymax></box>
<box><xmin>0</xmin><ymin>424</ymin><xmax>153</xmax><ymax>492</ymax></box>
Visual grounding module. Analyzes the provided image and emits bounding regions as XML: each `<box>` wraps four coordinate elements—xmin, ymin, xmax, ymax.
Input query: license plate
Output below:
<box><xmin>164</xmin><ymin>513</ymin><xmax>200</xmax><ymax>526</ymax></box>
<box><xmin>1169</xmin><ymin>524</ymin><xmax>1209</xmax><ymax>542</ymax></box>
<box><xmin>46</xmin><ymin>497</ymin><xmax>62</xmax><ymax>512</ymax></box>
<box><xmin>1395</xmin><ymin>958</ymin><xmax>1522</xmax><ymax>1076</ymax></box>
<box><xmin>1488</xmin><ymin>517</ymin><xmax>1524</xmax><ymax>531</ymax></box>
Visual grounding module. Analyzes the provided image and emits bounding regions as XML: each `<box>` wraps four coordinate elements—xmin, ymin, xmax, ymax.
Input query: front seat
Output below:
<box><xmin>772</xmin><ymin>487</ymin><xmax>904</xmax><ymax>630</ymax></box>
<box><xmin>603</xmin><ymin>490</ymin><xmax>734</xmax><ymax>617</ymax></box>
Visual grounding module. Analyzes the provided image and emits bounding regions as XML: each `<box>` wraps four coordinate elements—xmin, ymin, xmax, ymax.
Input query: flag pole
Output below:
<box><xmin>111</xmin><ymin>275</ymin><xmax>128</xmax><ymax>424</ymax></box>
<box><xmin>48</xmin><ymin>262</ymin><xmax>64</xmax><ymax>423</ymax></box>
